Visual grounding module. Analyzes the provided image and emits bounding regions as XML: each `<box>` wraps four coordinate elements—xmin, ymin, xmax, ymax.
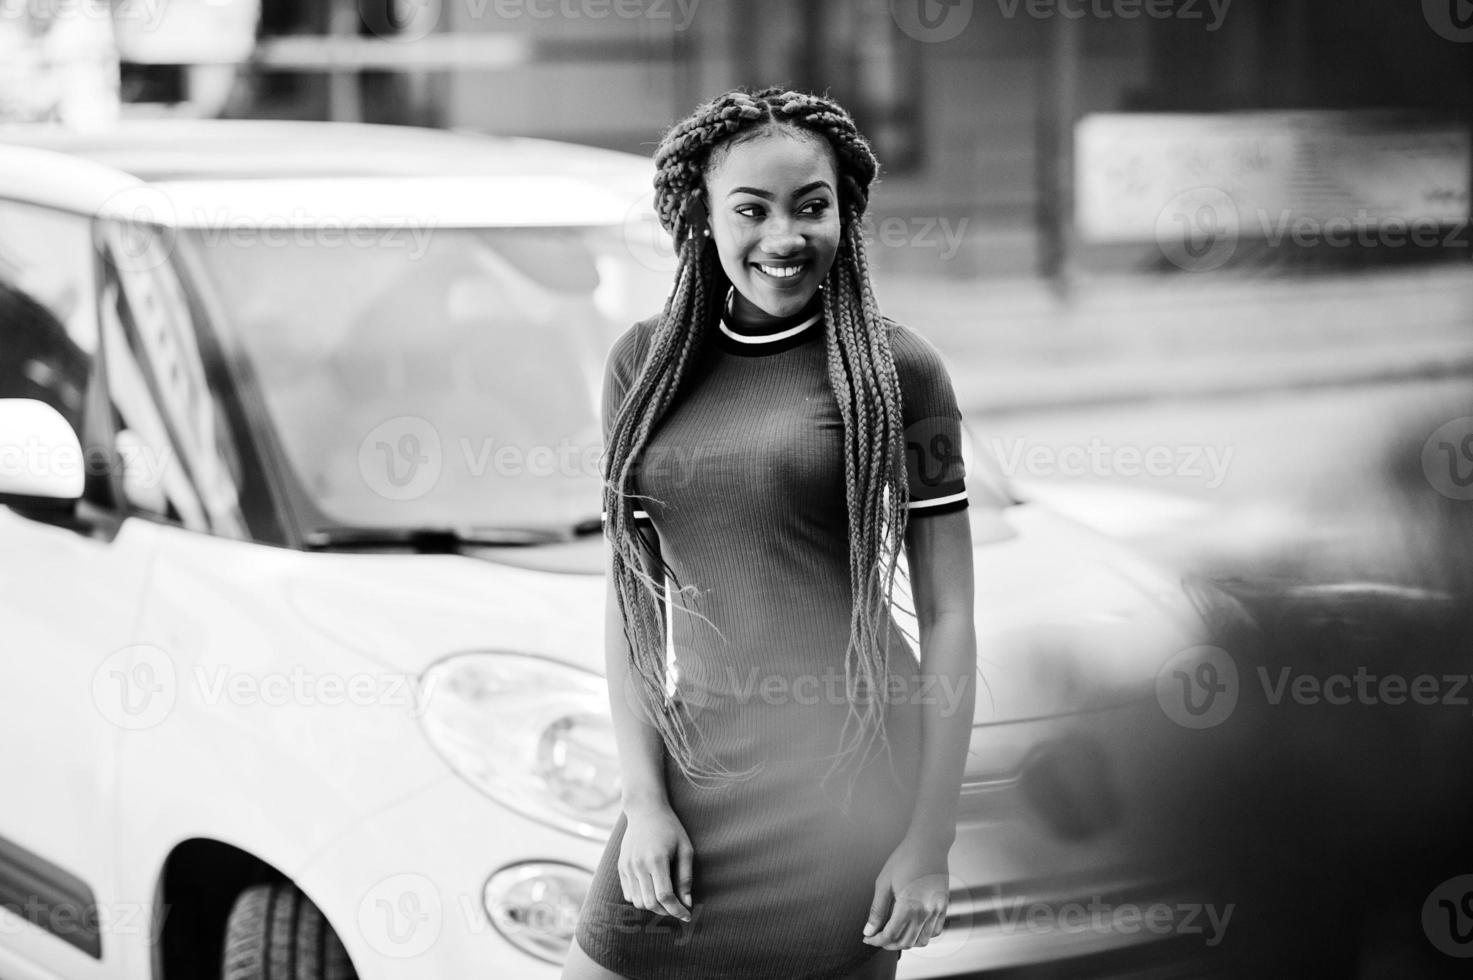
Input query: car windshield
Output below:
<box><xmin>184</xmin><ymin>224</ymin><xmax>673</xmax><ymax>536</ymax></box>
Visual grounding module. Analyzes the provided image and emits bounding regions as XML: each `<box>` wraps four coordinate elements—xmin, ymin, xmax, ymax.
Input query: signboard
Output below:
<box><xmin>1075</xmin><ymin>111</ymin><xmax>1471</xmax><ymax>246</ymax></box>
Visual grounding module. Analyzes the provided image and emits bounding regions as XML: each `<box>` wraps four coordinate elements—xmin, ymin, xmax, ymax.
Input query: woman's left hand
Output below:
<box><xmin>862</xmin><ymin>832</ymin><xmax>951</xmax><ymax>950</ymax></box>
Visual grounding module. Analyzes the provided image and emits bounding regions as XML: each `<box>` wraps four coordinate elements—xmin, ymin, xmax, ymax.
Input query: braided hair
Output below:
<box><xmin>602</xmin><ymin>86</ymin><xmax>912</xmax><ymax>815</ymax></box>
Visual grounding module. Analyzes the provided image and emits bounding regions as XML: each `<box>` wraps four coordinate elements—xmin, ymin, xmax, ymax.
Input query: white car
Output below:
<box><xmin>0</xmin><ymin>121</ymin><xmax>1225</xmax><ymax>980</ymax></box>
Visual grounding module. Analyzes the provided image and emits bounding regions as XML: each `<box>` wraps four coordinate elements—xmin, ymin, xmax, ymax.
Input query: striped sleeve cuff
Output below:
<box><xmin>600</xmin><ymin>509</ymin><xmax>653</xmax><ymax>527</ymax></box>
<box><xmin>906</xmin><ymin>489</ymin><xmax>969</xmax><ymax>517</ymax></box>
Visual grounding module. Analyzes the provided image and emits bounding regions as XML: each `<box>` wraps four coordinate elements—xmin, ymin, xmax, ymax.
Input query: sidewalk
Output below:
<box><xmin>877</xmin><ymin>266</ymin><xmax>1473</xmax><ymax>416</ymax></box>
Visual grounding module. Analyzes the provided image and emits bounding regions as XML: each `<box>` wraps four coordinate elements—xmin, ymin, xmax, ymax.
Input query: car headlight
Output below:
<box><xmin>483</xmin><ymin>861</ymin><xmax>592</xmax><ymax>964</ymax></box>
<box><xmin>418</xmin><ymin>651</ymin><xmax>621</xmax><ymax>839</ymax></box>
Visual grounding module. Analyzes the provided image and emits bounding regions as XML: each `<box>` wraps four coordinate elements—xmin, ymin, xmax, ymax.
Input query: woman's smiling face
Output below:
<box><xmin>703</xmin><ymin>126</ymin><xmax>842</xmax><ymax>321</ymax></box>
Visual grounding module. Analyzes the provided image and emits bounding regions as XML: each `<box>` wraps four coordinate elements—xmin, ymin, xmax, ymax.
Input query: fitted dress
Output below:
<box><xmin>576</xmin><ymin>290</ymin><xmax>970</xmax><ymax>980</ymax></box>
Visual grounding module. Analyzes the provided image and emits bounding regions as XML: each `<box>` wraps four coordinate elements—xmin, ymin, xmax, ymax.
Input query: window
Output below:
<box><xmin>0</xmin><ymin>200</ymin><xmax>98</xmax><ymax>433</ymax></box>
<box><xmin>99</xmin><ymin>221</ymin><xmax>247</xmax><ymax>538</ymax></box>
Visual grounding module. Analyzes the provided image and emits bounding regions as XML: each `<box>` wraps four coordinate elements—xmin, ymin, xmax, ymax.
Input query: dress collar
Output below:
<box><xmin>714</xmin><ymin>288</ymin><xmax>824</xmax><ymax>357</ymax></box>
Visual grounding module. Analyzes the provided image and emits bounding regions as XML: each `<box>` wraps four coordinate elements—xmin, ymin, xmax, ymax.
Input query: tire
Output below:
<box><xmin>222</xmin><ymin>882</ymin><xmax>358</xmax><ymax>980</ymax></box>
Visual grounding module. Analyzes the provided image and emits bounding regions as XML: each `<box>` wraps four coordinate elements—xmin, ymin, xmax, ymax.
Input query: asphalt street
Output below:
<box><xmin>962</xmin><ymin>374</ymin><xmax>1473</xmax><ymax>579</ymax></box>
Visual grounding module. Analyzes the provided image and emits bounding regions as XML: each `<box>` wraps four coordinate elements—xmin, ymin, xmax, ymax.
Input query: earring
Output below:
<box><xmin>702</xmin><ymin>228</ymin><xmax>710</xmax><ymax>237</ymax></box>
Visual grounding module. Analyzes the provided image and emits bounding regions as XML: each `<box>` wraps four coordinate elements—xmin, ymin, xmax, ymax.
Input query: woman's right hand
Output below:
<box><xmin>618</xmin><ymin>803</ymin><xmax>694</xmax><ymax>921</ymax></box>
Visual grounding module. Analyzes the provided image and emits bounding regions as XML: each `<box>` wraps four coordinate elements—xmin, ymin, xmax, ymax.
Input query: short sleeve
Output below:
<box><xmin>600</xmin><ymin>320</ymin><xmax>655</xmax><ymax>528</ymax></box>
<box><xmin>891</xmin><ymin>321</ymin><xmax>969</xmax><ymax>518</ymax></box>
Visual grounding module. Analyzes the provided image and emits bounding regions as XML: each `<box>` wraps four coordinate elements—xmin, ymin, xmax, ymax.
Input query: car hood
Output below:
<box><xmin>955</xmin><ymin>504</ymin><xmax>1210</xmax><ymax>724</ymax></box>
<box><xmin>277</xmin><ymin>503</ymin><xmax>1207</xmax><ymax>726</ymax></box>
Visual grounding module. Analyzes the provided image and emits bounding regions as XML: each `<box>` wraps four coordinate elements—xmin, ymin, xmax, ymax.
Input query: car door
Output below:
<box><xmin>0</xmin><ymin>199</ymin><xmax>161</xmax><ymax>979</ymax></box>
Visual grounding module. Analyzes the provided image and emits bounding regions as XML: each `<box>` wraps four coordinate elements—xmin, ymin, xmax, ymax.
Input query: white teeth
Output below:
<box><xmin>758</xmin><ymin>264</ymin><xmax>802</xmax><ymax>279</ymax></box>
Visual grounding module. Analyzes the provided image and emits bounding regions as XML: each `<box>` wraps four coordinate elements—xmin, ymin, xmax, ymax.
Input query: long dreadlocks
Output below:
<box><xmin>601</xmin><ymin>86</ymin><xmax>913</xmax><ymax>814</ymax></box>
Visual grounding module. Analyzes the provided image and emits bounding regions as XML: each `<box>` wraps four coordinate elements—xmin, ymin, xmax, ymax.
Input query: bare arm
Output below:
<box><xmin>901</xmin><ymin>506</ymin><xmax>977</xmax><ymax>847</ymax></box>
<box><xmin>864</xmin><ymin>506</ymin><xmax>976</xmax><ymax>950</ymax></box>
<box><xmin>603</xmin><ymin>525</ymin><xmax>695</xmax><ymax>920</ymax></box>
<box><xmin>605</xmin><ymin>526</ymin><xmax>673</xmax><ymax>818</ymax></box>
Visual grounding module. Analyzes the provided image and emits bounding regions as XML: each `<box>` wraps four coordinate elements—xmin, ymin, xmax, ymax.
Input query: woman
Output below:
<box><xmin>566</xmin><ymin>86</ymin><xmax>978</xmax><ymax>980</ymax></box>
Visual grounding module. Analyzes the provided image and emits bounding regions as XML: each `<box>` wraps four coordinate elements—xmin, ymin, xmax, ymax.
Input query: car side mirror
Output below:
<box><xmin>0</xmin><ymin>398</ymin><xmax>86</xmax><ymax>510</ymax></box>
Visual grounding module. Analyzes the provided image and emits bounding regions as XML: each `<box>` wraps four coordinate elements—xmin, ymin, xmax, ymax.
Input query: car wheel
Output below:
<box><xmin>222</xmin><ymin>882</ymin><xmax>358</xmax><ymax>980</ymax></box>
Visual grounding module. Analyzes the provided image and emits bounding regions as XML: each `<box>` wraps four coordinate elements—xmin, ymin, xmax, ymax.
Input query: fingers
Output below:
<box><xmin>913</xmin><ymin>908</ymin><xmax>938</xmax><ymax>947</ymax></box>
<box><xmin>867</xmin><ymin>897</ymin><xmax>949</xmax><ymax>950</ymax></box>
<box><xmin>896</xmin><ymin>912</ymin><xmax>925</xmax><ymax>950</ymax></box>
<box><xmin>635</xmin><ymin>867</ymin><xmax>658</xmax><ymax>914</ymax></box>
<box><xmin>866</xmin><ymin>898</ymin><xmax>913</xmax><ymax>948</ymax></box>
<box><xmin>930</xmin><ymin>904</ymin><xmax>949</xmax><ymax>941</ymax></box>
<box><xmin>921</xmin><ymin>906</ymin><xmax>946</xmax><ymax>944</ymax></box>
<box><xmin>677</xmin><ymin>838</ymin><xmax>695</xmax><ymax>908</ymax></box>
<box><xmin>619</xmin><ymin>853</ymin><xmax>691</xmax><ymax>920</ymax></box>
<box><xmin>863</xmin><ymin>886</ymin><xmax>892</xmax><ymax>939</ymax></box>
<box><xmin>649</xmin><ymin>858</ymin><xmax>691</xmax><ymax>921</ymax></box>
